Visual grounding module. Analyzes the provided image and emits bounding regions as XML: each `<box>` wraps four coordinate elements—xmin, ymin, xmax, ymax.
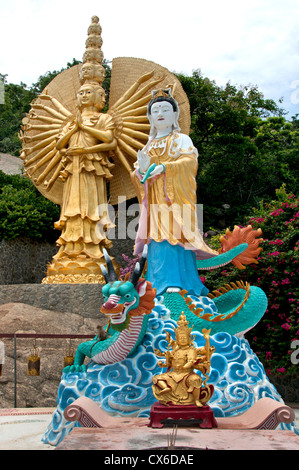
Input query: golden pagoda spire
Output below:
<box><xmin>79</xmin><ymin>15</ymin><xmax>105</xmax><ymax>85</ymax></box>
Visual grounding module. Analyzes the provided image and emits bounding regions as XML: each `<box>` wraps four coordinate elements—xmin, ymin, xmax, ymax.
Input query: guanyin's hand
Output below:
<box><xmin>141</xmin><ymin>163</ymin><xmax>165</xmax><ymax>184</ymax></box>
<box><xmin>137</xmin><ymin>149</ymin><xmax>151</xmax><ymax>173</ymax></box>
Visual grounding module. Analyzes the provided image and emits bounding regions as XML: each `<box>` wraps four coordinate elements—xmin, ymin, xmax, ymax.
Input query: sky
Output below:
<box><xmin>0</xmin><ymin>0</ymin><xmax>299</xmax><ymax>117</ymax></box>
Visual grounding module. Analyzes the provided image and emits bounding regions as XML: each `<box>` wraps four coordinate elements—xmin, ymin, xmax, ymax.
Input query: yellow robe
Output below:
<box><xmin>133</xmin><ymin>132</ymin><xmax>218</xmax><ymax>259</ymax></box>
<box><xmin>54</xmin><ymin>113</ymin><xmax>115</xmax><ymax>260</ymax></box>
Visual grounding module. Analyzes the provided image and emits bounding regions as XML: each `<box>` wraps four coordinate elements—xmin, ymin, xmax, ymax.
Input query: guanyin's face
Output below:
<box><xmin>77</xmin><ymin>85</ymin><xmax>96</xmax><ymax>107</ymax></box>
<box><xmin>77</xmin><ymin>85</ymin><xmax>105</xmax><ymax>110</ymax></box>
<box><xmin>150</xmin><ymin>101</ymin><xmax>175</xmax><ymax>133</ymax></box>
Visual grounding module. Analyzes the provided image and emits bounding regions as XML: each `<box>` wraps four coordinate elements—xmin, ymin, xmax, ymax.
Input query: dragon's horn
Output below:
<box><xmin>103</xmin><ymin>248</ymin><xmax>118</xmax><ymax>282</ymax></box>
<box><xmin>100</xmin><ymin>264</ymin><xmax>109</xmax><ymax>283</ymax></box>
<box><xmin>130</xmin><ymin>244</ymin><xmax>148</xmax><ymax>286</ymax></box>
<box><xmin>139</xmin><ymin>244</ymin><xmax>148</xmax><ymax>276</ymax></box>
<box><xmin>130</xmin><ymin>262</ymin><xmax>141</xmax><ymax>287</ymax></box>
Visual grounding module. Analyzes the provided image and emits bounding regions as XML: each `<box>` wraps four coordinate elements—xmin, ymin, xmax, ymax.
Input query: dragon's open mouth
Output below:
<box><xmin>101</xmin><ymin>296</ymin><xmax>137</xmax><ymax>324</ymax></box>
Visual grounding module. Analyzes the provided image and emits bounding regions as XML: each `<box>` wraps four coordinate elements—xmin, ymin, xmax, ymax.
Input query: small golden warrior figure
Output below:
<box><xmin>152</xmin><ymin>313</ymin><xmax>215</xmax><ymax>407</ymax></box>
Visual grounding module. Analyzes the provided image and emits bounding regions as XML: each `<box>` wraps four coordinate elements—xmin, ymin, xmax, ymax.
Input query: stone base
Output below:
<box><xmin>148</xmin><ymin>402</ymin><xmax>218</xmax><ymax>429</ymax></box>
<box><xmin>42</xmin><ymin>273</ymin><xmax>105</xmax><ymax>284</ymax></box>
<box><xmin>43</xmin><ymin>254</ymin><xmax>120</xmax><ymax>285</ymax></box>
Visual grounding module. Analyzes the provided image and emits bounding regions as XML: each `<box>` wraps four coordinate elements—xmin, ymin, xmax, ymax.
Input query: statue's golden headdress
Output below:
<box><xmin>174</xmin><ymin>313</ymin><xmax>193</xmax><ymax>343</ymax></box>
<box><xmin>151</xmin><ymin>88</ymin><xmax>173</xmax><ymax>100</ymax></box>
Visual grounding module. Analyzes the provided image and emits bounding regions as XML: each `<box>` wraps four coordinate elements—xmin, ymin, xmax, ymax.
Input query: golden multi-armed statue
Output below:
<box><xmin>19</xmin><ymin>16</ymin><xmax>190</xmax><ymax>284</ymax></box>
<box><xmin>152</xmin><ymin>313</ymin><xmax>215</xmax><ymax>407</ymax></box>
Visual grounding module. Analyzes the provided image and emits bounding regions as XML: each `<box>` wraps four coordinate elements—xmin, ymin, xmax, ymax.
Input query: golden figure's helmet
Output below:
<box><xmin>174</xmin><ymin>313</ymin><xmax>193</xmax><ymax>344</ymax></box>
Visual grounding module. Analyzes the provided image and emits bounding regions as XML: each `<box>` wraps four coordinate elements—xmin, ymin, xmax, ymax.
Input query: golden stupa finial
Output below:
<box><xmin>79</xmin><ymin>15</ymin><xmax>105</xmax><ymax>86</ymax></box>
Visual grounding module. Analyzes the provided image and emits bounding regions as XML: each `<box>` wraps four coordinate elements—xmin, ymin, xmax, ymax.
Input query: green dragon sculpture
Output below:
<box><xmin>64</xmin><ymin>245</ymin><xmax>156</xmax><ymax>372</ymax></box>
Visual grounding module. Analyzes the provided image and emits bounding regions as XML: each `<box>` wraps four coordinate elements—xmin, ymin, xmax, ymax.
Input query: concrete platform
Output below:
<box><xmin>0</xmin><ymin>408</ymin><xmax>55</xmax><ymax>450</ymax></box>
<box><xmin>0</xmin><ymin>406</ymin><xmax>298</xmax><ymax>450</ymax></box>
<box><xmin>55</xmin><ymin>426</ymin><xmax>299</xmax><ymax>451</ymax></box>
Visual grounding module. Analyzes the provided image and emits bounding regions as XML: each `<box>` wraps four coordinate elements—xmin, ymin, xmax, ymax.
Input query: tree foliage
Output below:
<box><xmin>0</xmin><ymin>171</ymin><xmax>60</xmax><ymax>242</ymax></box>
<box><xmin>177</xmin><ymin>71</ymin><xmax>299</xmax><ymax>230</ymax></box>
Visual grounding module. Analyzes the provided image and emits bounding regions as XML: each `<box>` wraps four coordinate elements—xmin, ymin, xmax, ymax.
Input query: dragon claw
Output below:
<box><xmin>63</xmin><ymin>364</ymin><xmax>87</xmax><ymax>374</ymax></box>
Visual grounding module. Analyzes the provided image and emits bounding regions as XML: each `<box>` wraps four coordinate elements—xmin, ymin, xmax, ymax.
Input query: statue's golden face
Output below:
<box><xmin>177</xmin><ymin>332</ymin><xmax>189</xmax><ymax>347</ymax></box>
<box><xmin>77</xmin><ymin>85</ymin><xmax>95</xmax><ymax>107</ymax></box>
<box><xmin>80</xmin><ymin>64</ymin><xmax>95</xmax><ymax>81</ymax></box>
<box><xmin>77</xmin><ymin>84</ymin><xmax>105</xmax><ymax>110</ymax></box>
<box><xmin>79</xmin><ymin>63</ymin><xmax>105</xmax><ymax>83</ymax></box>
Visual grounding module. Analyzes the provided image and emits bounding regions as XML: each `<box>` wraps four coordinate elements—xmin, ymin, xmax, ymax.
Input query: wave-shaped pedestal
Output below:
<box><xmin>42</xmin><ymin>296</ymin><xmax>298</xmax><ymax>446</ymax></box>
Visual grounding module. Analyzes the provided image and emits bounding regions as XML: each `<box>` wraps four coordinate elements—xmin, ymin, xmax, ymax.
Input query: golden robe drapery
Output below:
<box><xmin>54</xmin><ymin>113</ymin><xmax>115</xmax><ymax>261</ymax></box>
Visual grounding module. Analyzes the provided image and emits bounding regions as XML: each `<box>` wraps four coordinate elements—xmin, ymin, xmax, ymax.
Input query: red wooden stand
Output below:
<box><xmin>148</xmin><ymin>402</ymin><xmax>218</xmax><ymax>429</ymax></box>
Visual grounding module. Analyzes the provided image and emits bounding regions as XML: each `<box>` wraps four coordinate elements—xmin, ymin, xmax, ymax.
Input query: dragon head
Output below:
<box><xmin>100</xmin><ymin>245</ymin><xmax>156</xmax><ymax>331</ymax></box>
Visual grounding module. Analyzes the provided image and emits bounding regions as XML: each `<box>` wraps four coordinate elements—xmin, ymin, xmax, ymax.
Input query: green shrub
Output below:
<box><xmin>0</xmin><ymin>171</ymin><xmax>60</xmax><ymax>242</ymax></box>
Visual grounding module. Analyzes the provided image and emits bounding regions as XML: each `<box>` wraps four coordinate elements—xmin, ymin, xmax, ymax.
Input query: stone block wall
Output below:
<box><xmin>0</xmin><ymin>238</ymin><xmax>57</xmax><ymax>284</ymax></box>
<box><xmin>0</xmin><ymin>213</ymin><xmax>136</xmax><ymax>285</ymax></box>
<box><xmin>0</xmin><ymin>284</ymin><xmax>104</xmax><ymax>318</ymax></box>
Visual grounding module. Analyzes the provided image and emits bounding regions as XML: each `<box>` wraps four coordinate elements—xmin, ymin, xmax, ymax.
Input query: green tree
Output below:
<box><xmin>0</xmin><ymin>74</ymin><xmax>36</xmax><ymax>155</ymax></box>
<box><xmin>177</xmin><ymin>71</ymin><xmax>298</xmax><ymax>230</ymax></box>
<box><xmin>0</xmin><ymin>171</ymin><xmax>60</xmax><ymax>242</ymax></box>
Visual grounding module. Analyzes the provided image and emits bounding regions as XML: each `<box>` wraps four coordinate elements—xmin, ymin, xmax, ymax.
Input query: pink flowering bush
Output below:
<box><xmin>119</xmin><ymin>254</ymin><xmax>139</xmax><ymax>280</ymax></box>
<box><xmin>204</xmin><ymin>185</ymin><xmax>299</xmax><ymax>375</ymax></box>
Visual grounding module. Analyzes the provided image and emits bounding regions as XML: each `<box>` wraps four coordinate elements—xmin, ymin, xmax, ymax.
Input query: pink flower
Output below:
<box><xmin>271</xmin><ymin>304</ymin><xmax>280</xmax><ymax>310</ymax></box>
<box><xmin>270</xmin><ymin>209</ymin><xmax>284</xmax><ymax>217</ymax></box>
<box><xmin>281</xmin><ymin>323</ymin><xmax>291</xmax><ymax>330</ymax></box>
<box><xmin>276</xmin><ymin>367</ymin><xmax>286</xmax><ymax>373</ymax></box>
<box><xmin>268</xmin><ymin>251</ymin><xmax>280</xmax><ymax>257</ymax></box>
<box><xmin>269</xmin><ymin>239</ymin><xmax>284</xmax><ymax>246</ymax></box>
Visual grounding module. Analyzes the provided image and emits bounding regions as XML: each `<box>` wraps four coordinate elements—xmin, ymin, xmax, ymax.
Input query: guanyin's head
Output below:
<box><xmin>147</xmin><ymin>88</ymin><xmax>180</xmax><ymax>137</ymax></box>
